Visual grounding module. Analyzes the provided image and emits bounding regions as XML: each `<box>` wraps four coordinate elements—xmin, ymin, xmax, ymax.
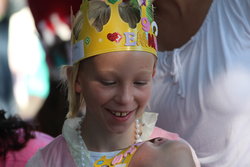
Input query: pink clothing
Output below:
<box><xmin>149</xmin><ymin>126</ymin><xmax>180</xmax><ymax>140</ymax></box>
<box><xmin>28</xmin><ymin>135</ymin><xmax>76</xmax><ymax>167</ymax></box>
<box><xmin>0</xmin><ymin>132</ymin><xmax>53</xmax><ymax>167</ymax></box>
<box><xmin>27</xmin><ymin>127</ymin><xmax>200</xmax><ymax>167</ymax></box>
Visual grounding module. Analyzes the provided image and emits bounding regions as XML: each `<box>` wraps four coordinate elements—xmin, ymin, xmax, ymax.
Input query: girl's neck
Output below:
<box><xmin>81</xmin><ymin>117</ymin><xmax>136</xmax><ymax>152</ymax></box>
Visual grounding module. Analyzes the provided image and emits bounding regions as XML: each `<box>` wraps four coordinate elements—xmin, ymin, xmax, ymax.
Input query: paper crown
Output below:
<box><xmin>71</xmin><ymin>0</ymin><xmax>158</xmax><ymax>64</ymax></box>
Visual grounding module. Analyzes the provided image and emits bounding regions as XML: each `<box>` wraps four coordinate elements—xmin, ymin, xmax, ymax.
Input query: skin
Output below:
<box><xmin>130</xmin><ymin>137</ymin><xmax>196</xmax><ymax>167</ymax></box>
<box><xmin>75</xmin><ymin>51</ymin><xmax>156</xmax><ymax>152</ymax></box>
<box><xmin>0</xmin><ymin>0</ymin><xmax>7</xmax><ymax>19</ymax></box>
<box><xmin>154</xmin><ymin>0</ymin><xmax>212</xmax><ymax>51</ymax></box>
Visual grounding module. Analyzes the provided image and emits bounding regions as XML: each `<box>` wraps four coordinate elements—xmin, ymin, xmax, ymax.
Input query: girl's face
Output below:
<box><xmin>130</xmin><ymin>138</ymin><xmax>195</xmax><ymax>167</ymax></box>
<box><xmin>129</xmin><ymin>138</ymin><xmax>172</xmax><ymax>167</ymax></box>
<box><xmin>76</xmin><ymin>51</ymin><xmax>155</xmax><ymax>134</ymax></box>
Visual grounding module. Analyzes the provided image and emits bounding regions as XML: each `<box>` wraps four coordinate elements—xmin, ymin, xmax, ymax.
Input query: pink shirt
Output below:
<box><xmin>0</xmin><ymin>131</ymin><xmax>53</xmax><ymax>167</ymax></box>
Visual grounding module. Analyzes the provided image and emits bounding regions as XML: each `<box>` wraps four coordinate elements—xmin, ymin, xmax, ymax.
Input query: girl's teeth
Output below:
<box><xmin>121</xmin><ymin>112</ymin><xmax>127</xmax><ymax>116</ymax></box>
<box><xmin>112</xmin><ymin>111</ymin><xmax>128</xmax><ymax>117</ymax></box>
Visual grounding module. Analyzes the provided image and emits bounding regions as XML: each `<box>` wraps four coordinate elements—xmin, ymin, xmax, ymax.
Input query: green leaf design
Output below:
<box><xmin>108</xmin><ymin>0</ymin><xmax>120</xmax><ymax>4</ymax></box>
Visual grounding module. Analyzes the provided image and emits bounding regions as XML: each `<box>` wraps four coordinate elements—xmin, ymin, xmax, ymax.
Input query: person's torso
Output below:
<box><xmin>150</xmin><ymin>0</ymin><xmax>250</xmax><ymax>166</ymax></box>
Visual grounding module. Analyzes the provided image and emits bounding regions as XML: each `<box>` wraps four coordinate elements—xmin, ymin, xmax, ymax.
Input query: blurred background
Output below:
<box><xmin>0</xmin><ymin>0</ymin><xmax>81</xmax><ymax>137</ymax></box>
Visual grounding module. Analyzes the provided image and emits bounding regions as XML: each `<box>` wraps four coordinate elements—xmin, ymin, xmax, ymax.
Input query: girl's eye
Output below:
<box><xmin>101</xmin><ymin>81</ymin><xmax>116</xmax><ymax>86</ymax></box>
<box><xmin>134</xmin><ymin>81</ymin><xmax>148</xmax><ymax>86</ymax></box>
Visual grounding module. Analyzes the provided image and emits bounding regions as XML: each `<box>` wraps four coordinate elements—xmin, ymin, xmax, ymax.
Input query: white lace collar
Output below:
<box><xmin>62</xmin><ymin>112</ymin><xmax>158</xmax><ymax>167</ymax></box>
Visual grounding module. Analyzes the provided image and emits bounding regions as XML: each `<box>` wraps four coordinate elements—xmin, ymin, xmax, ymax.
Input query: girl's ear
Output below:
<box><xmin>67</xmin><ymin>67</ymin><xmax>82</xmax><ymax>93</ymax></box>
<box><xmin>75</xmin><ymin>76</ymin><xmax>82</xmax><ymax>93</ymax></box>
<box><xmin>74</xmin><ymin>73</ymin><xmax>82</xmax><ymax>94</ymax></box>
<box><xmin>152</xmin><ymin>67</ymin><xmax>156</xmax><ymax>77</ymax></box>
<box><xmin>66</xmin><ymin>67</ymin><xmax>72</xmax><ymax>79</ymax></box>
<box><xmin>152</xmin><ymin>59</ymin><xmax>157</xmax><ymax>77</ymax></box>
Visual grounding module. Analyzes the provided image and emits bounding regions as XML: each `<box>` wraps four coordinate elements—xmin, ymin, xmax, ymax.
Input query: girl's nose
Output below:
<box><xmin>114</xmin><ymin>85</ymin><xmax>134</xmax><ymax>105</ymax></box>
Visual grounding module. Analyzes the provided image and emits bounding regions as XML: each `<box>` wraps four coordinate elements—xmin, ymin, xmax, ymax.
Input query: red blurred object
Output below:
<box><xmin>28</xmin><ymin>0</ymin><xmax>81</xmax><ymax>28</ymax></box>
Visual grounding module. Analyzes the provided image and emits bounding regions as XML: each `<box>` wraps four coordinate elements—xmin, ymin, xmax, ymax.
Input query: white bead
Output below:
<box><xmin>136</xmin><ymin>123</ymin><xmax>140</xmax><ymax>128</ymax></box>
<box><xmin>136</xmin><ymin>129</ymin><xmax>140</xmax><ymax>133</ymax></box>
<box><xmin>136</xmin><ymin>134</ymin><xmax>140</xmax><ymax>139</ymax></box>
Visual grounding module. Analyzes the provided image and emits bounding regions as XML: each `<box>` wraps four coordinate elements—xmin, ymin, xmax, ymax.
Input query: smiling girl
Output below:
<box><xmin>26</xmin><ymin>0</ymin><xmax>199</xmax><ymax>166</ymax></box>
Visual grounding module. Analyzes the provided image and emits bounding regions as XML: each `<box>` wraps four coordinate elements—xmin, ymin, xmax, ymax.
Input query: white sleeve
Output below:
<box><xmin>25</xmin><ymin>151</ymin><xmax>43</xmax><ymax>167</ymax></box>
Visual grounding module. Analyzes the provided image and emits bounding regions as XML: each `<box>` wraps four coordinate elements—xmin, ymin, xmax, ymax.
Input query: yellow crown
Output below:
<box><xmin>71</xmin><ymin>0</ymin><xmax>158</xmax><ymax>64</ymax></box>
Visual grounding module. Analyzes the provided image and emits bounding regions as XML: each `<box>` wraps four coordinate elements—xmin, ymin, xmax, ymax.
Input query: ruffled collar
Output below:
<box><xmin>62</xmin><ymin>112</ymin><xmax>158</xmax><ymax>167</ymax></box>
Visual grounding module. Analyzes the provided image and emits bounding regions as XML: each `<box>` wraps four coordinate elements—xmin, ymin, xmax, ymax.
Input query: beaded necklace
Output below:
<box><xmin>77</xmin><ymin>118</ymin><xmax>142</xmax><ymax>167</ymax></box>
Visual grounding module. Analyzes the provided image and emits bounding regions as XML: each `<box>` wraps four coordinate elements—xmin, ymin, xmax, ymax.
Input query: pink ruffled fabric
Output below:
<box><xmin>150</xmin><ymin>126</ymin><xmax>180</xmax><ymax>140</ymax></box>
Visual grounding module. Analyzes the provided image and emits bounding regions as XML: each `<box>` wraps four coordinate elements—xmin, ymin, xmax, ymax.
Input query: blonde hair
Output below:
<box><xmin>61</xmin><ymin>64</ymin><xmax>83</xmax><ymax>118</ymax></box>
<box><xmin>64</xmin><ymin>0</ymin><xmax>149</xmax><ymax>118</ymax></box>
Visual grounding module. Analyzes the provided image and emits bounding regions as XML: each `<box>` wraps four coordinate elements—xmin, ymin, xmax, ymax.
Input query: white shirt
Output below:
<box><xmin>89</xmin><ymin>150</ymin><xmax>120</xmax><ymax>166</ymax></box>
<box><xmin>149</xmin><ymin>0</ymin><xmax>250</xmax><ymax>166</ymax></box>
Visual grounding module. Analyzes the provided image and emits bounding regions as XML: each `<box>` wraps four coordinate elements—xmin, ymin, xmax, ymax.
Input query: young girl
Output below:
<box><xmin>26</xmin><ymin>0</ymin><xmax>199</xmax><ymax>166</ymax></box>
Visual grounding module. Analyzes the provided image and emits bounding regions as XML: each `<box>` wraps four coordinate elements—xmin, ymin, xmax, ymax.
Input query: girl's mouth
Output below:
<box><xmin>111</xmin><ymin>111</ymin><xmax>131</xmax><ymax>117</ymax></box>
